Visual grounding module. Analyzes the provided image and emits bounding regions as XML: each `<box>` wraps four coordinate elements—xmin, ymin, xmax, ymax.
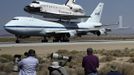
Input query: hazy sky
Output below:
<box><xmin>0</xmin><ymin>0</ymin><xmax>134</xmax><ymax>28</ymax></box>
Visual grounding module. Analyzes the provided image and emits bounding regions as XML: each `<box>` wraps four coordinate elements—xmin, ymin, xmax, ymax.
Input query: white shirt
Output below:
<box><xmin>18</xmin><ymin>56</ymin><xmax>39</xmax><ymax>75</ymax></box>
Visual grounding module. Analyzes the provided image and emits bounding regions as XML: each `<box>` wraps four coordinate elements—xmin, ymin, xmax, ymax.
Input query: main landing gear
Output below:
<box><xmin>53</xmin><ymin>35</ymin><xmax>70</xmax><ymax>42</ymax></box>
<box><xmin>41</xmin><ymin>36</ymin><xmax>48</xmax><ymax>42</ymax></box>
<box><xmin>14</xmin><ymin>35</ymin><xmax>70</xmax><ymax>43</ymax></box>
<box><xmin>15</xmin><ymin>36</ymin><xmax>20</xmax><ymax>43</ymax></box>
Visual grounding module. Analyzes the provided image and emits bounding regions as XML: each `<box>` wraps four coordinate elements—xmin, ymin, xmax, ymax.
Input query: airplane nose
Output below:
<box><xmin>24</xmin><ymin>6</ymin><xmax>31</xmax><ymax>12</ymax></box>
<box><xmin>4</xmin><ymin>25</ymin><xmax>18</xmax><ymax>34</ymax></box>
<box><xmin>4</xmin><ymin>25</ymin><xmax>11</xmax><ymax>33</ymax></box>
<box><xmin>24</xmin><ymin>5</ymin><xmax>40</xmax><ymax>12</ymax></box>
<box><xmin>4</xmin><ymin>24</ymin><xmax>11</xmax><ymax>30</ymax></box>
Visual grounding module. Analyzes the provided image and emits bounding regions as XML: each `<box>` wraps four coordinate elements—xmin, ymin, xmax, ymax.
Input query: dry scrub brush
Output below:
<box><xmin>0</xmin><ymin>48</ymin><xmax>134</xmax><ymax>75</ymax></box>
<box><xmin>94</xmin><ymin>48</ymin><xmax>134</xmax><ymax>57</ymax></box>
<box><xmin>99</xmin><ymin>62</ymin><xmax>134</xmax><ymax>75</ymax></box>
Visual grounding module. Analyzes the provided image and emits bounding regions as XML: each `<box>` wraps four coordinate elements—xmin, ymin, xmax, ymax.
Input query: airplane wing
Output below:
<box><xmin>45</xmin><ymin>30</ymin><xmax>77</xmax><ymax>34</ymax></box>
<box><xmin>44</xmin><ymin>30</ymin><xmax>77</xmax><ymax>37</ymax></box>
<box><xmin>64</xmin><ymin>15</ymin><xmax>90</xmax><ymax>19</ymax></box>
<box><xmin>101</xmin><ymin>23</ymin><xmax>119</xmax><ymax>26</ymax></box>
<box><xmin>77</xmin><ymin>27</ymin><xmax>111</xmax><ymax>36</ymax></box>
<box><xmin>101</xmin><ymin>16</ymin><xmax>120</xmax><ymax>26</ymax></box>
<box><xmin>41</xmin><ymin>27</ymin><xmax>110</xmax><ymax>37</ymax></box>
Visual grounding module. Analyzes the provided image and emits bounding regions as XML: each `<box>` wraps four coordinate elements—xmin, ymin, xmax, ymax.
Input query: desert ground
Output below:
<box><xmin>0</xmin><ymin>40</ymin><xmax>134</xmax><ymax>75</ymax></box>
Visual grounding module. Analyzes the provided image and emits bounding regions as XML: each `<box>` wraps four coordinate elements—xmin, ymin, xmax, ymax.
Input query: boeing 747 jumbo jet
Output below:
<box><xmin>24</xmin><ymin>0</ymin><xmax>89</xmax><ymax>20</ymax></box>
<box><xmin>4</xmin><ymin>2</ymin><xmax>111</xmax><ymax>43</ymax></box>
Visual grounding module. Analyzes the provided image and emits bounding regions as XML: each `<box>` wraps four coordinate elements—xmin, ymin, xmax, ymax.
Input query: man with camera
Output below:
<box><xmin>18</xmin><ymin>49</ymin><xmax>39</xmax><ymax>75</ymax></box>
<box><xmin>82</xmin><ymin>48</ymin><xmax>99</xmax><ymax>75</ymax></box>
<box><xmin>48</xmin><ymin>61</ymin><xmax>69</xmax><ymax>75</ymax></box>
<box><xmin>48</xmin><ymin>53</ymin><xmax>70</xmax><ymax>75</ymax></box>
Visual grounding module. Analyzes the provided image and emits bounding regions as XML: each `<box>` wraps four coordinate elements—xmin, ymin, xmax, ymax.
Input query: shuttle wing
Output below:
<box><xmin>43</xmin><ymin>13</ymin><xmax>90</xmax><ymax>20</ymax></box>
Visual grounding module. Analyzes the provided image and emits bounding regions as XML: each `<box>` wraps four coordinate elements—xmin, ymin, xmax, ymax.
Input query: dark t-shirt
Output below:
<box><xmin>82</xmin><ymin>54</ymin><xmax>99</xmax><ymax>73</ymax></box>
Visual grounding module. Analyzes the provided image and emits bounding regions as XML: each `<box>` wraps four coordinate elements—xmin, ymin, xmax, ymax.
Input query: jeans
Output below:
<box><xmin>86</xmin><ymin>73</ymin><xmax>97</xmax><ymax>75</ymax></box>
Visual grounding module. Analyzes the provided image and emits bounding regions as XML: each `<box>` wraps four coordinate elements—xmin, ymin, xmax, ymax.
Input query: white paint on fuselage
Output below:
<box><xmin>4</xmin><ymin>17</ymin><xmax>93</xmax><ymax>35</ymax></box>
<box><xmin>4</xmin><ymin>16</ymin><xmax>103</xmax><ymax>36</ymax></box>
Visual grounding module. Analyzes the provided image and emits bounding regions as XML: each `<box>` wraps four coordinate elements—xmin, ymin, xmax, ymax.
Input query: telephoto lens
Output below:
<box><xmin>13</xmin><ymin>54</ymin><xmax>21</xmax><ymax>72</ymax></box>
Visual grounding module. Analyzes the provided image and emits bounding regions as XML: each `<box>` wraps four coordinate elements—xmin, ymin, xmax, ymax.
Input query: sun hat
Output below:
<box><xmin>50</xmin><ymin>62</ymin><xmax>61</xmax><ymax>68</ymax></box>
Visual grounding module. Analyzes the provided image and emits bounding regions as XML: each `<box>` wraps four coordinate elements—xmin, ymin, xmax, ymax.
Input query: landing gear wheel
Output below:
<box><xmin>41</xmin><ymin>39</ymin><xmax>48</xmax><ymax>42</ymax></box>
<box><xmin>61</xmin><ymin>38</ymin><xmax>69</xmax><ymax>42</ymax></box>
<box><xmin>53</xmin><ymin>39</ymin><xmax>59</xmax><ymax>42</ymax></box>
<box><xmin>61</xmin><ymin>35</ymin><xmax>70</xmax><ymax>42</ymax></box>
<box><xmin>41</xmin><ymin>36</ymin><xmax>48</xmax><ymax>43</ymax></box>
<box><xmin>16</xmin><ymin>40</ymin><xmax>20</xmax><ymax>43</ymax></box>
<box><xmin>53</xmin><ymin>38</ymin><xmax>60</xmax><ymax>42</ymax></box>
<box><xmin>15</xmin><ymin>35</ymin><xmax>20</xmax><ymax>43</ymax></box>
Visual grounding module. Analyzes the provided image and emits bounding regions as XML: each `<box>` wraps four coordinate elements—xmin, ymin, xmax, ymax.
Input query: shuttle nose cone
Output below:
<box><xmin>24</xmin><ymin>5</ymin><xmax>40</xmax><ymax>12</ymax></box>
<box><xmin>24</xmin><ymin>6</ymin><xmax>31</xmax><ymax>12</ymax></box>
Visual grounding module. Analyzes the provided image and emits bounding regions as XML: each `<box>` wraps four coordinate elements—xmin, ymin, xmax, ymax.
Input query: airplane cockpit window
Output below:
<box><xmin>12</xmin><ymin>18</ymin><xmax>19</xmax><ymax>20</ymax></box>
<box><xmin>32</xmin><ymin>1</ymin><xmax>39</xmax><ymax>4</ymax></box>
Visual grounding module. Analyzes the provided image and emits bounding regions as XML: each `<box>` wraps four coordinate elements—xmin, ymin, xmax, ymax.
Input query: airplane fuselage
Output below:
<box><xmin>4</xmin><ymin>17</ymin><xmax>101</xmax><ymax>37</ymax></box>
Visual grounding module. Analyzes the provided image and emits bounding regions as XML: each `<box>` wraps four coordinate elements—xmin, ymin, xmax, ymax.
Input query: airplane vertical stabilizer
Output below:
<box><xmin>86</xmin><ymin>2</ymin><xmax>104</xmax><ymax>23</ymax></box>
<box><xmin>65</xmin><ymin>0</ymin><xmax>75</xmax><ymax>5</ymax></box>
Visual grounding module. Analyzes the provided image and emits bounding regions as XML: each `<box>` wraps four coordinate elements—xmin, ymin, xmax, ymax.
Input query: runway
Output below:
<box><xmin>0</xmin><ymin>40</ymin><xmax>134</xmax><ymax>56</ymax></box>
<box><xmin>0</xmin><ymin>40</ymin><xmax>134</xmax><ymax>47</ymax></box>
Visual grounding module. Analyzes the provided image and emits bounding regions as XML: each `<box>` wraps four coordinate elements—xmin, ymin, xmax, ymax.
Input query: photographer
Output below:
<box><xmin>82</xmin><ymin>48</ymin><xmax>99</xmax><ymax>75</ymax></box>
<box><xmin>48</xmin><ymin>53</ymin><xmax>70</xmax><ymax>75</ymax></box>
<box><xmin>13</xmin><ymin>55</ymin><xmax>21</xmax><ymax>72</ymax></box>
<box><xmin>48</xmin><ymin>61</ymin><xmax>68</xmax><ymax>75</ymax></box>
<box><xmin>18</xmin><ymin>49</ymin><xmax>39</xmax><ymax>75</ymax></box>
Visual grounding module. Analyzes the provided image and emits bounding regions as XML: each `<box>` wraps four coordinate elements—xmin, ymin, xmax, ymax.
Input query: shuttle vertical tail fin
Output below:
<box><xmin>86</xmin><ymin>2</ymin><xmax>104</xmax><ymax>23</ymax></box>
<box><xmin>65</xmin><ymin>0</ymin><xmax>75</xmax><ymax>5</ymax></box>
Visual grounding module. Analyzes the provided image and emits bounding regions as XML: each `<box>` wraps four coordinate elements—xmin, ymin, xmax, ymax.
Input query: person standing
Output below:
<box><xmin>48</xmin><ymin>61</ymin><xmax>68</xmax><ymax>75</ymax></box>
<box><xmin>82</xmin><ymin>48</ymin><xmax>99</xmax><ymax>75</ymax></box>
<box><xmin>18</xmin><ymin>49</ymin><xmax>39</xmax><ymax>75</ymax></box>
<box><xmin>106</xmin><ymin>65</ymin><xmax>122</xmax><ymax>75</ymax></box>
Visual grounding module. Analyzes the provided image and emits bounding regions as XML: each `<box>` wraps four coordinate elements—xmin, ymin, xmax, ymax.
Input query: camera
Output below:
<box><xmin>50</xmin><ymin>53</ymin><xmax>72</xmax><ymax>62</ymax></box>
<box><xmin>13</xmin><ymin>54</ymin><xmax>21</xmax><ymax>72</ymax></box>
<box><xmin>50</xmin><ymin>53</ymin><xmax>72</xmax><ymax>66</ymax></box>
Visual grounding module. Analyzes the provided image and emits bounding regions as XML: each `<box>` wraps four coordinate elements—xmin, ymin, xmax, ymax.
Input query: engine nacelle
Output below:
<box><xmin>67</xmin><ymin>30</ymin><xmax>77</xmax><ymax>37</ymax></box>
<box><xmin>96</xmin><ymin>28</ymin><xmax>106</xmax><ymax>36</ymax></box>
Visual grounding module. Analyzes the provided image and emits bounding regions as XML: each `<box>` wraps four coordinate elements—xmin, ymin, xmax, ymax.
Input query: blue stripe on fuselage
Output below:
<box><xmin>4</xmin><ymin>25</ymin><xmax>86</xmax><ymax>29</ymax></box>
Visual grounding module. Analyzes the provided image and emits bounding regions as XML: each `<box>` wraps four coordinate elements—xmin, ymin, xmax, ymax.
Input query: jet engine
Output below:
<box><xmin>94</xmin><ymin>28</ymin><xmax>107</xmax><ymax>36</ymax></box>
<box><xmin>66</xmin><ymin>30</ymin><xmax>77</xmax><ymax>37</ymax></box>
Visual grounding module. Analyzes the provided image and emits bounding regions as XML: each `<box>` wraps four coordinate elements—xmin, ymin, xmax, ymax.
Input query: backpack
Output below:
<box><xmin>48</xmin><ymin>67</ymin><xmax>64</xmax><ymax>75</ymax></box>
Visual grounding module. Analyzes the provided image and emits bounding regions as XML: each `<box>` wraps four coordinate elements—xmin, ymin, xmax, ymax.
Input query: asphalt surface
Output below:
<box><xmin>0</xmin><ymin>40</ymin><xmax>134</xmax><ymax>47</ymax></box>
